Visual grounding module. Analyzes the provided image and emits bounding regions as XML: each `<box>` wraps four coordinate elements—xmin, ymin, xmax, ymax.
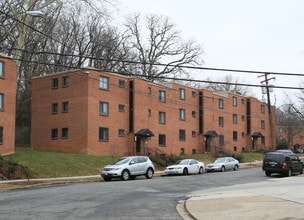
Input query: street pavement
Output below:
<box><xmin>1</xmin><ymin>162</ymin><xmax>304</xmax><ymax>220</ymax></box>
<box><xmin>184</xmin><ymin>175</ymin><xmax>304</xmax><ymax>220</ymax></box>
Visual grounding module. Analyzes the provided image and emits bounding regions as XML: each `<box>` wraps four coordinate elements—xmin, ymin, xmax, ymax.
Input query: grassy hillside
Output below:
<box><xmin>2</xmin><ymin>147</ymin><xmax>120</xmax><ymax>178</ymax></box>
<box><xmin>1</xmin><ymin>147</ymin><xmax>264</xmax><ymax>178</ymax></box>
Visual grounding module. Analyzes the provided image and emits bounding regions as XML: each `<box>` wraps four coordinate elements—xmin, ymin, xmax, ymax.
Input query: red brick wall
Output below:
<box><xmin>86</xmin><ymin>71</ymin><xmax>131</xmax><ymax>155</ymax></box>
<box><xmin>0</xmin><ymin>55</ymin><xmax>16</xmax><ymax>155</ymax></box>
<box><xmin>31</xmin><ymin>70</ymin><xmax>89</xmax><ymax>153</ymax></box>
<box><xmin>131</xmin><ymin>80</ymin><xmax>201</xmax><ymax>155</ymax></box>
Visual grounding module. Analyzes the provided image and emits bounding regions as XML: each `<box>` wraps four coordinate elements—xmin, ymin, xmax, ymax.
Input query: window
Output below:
<box><xmin>179</xmin><ymin>109</ymin><xmax>185</xmax><ymax>120</ymax></box>
<box><xmin>192</xmin><ymin>149</ymin><xmax>196</xmax><ymax>154</ymax></box>
<box><xmin>179</xmin><ymin>129</ymin><xmax>186</xmax><ymax>141</ymax></box>
<box><xmin>0</xmin><ymin>93</ymin><xmax>3</xmax><ymax>110</ymax></box>
<box><xmin>179</xmin><ymin>88</ymin><xmax>185</xmax><ymax>100</ymax></box>
<box><xmin>261</xmin><ymin>105</ymin><xmax>265</xmax><ymax>113</ymax></box>
<box><xmin>148</xmin><ymin>87</ymin><xmax>151</xmax><ymax>95</ymax></box>
<box><xmin>241</xmin><ymin>99</ymin><xmax>245</xmax><ymax>104</ymax></box>
<box><xmin>232</xmin><ymin>114</ymin><xmax>237</xmax><ymax>124</ymax></box>
<box><xmin>279</xmin><ymin>127</ymin><xmax>283</xmax><ymax>133</ymax></box>
<box><xmin>159</xmin><ymin>112</ymin><xmax>166</xmax><ymax>124</ymax></box>
<box><xmin>242</xmin><ymin>115</ymin><xmax>245</xmax><ymax>121</ymax></box>
<box><xmin>99</xmin><ymin>102</ymin><xmax>109</xmax><ymax>115</ymax></box>
<box><xmin>62</xmin><ymin>102</ymin><xmax>69</xmax><ymax>112</ymax></box>
<box><xmin>219</xmin><ymin>99</ymin><xmax>224</xmax><ymax>109</ymax></box>
<box><xmin>219</xmin><ymin>116</ymin><xmax>224</xmax><ymax>127</ymax></box>
<box><xmin>118</xmin><ymin>129</ymin><xmax>125</xmax><ymax>136</ymax></box>
<box><xmin>62</xmin><ymin>128</ymin><xmax>68</xmax><ymax>138</ymax></box>
<box><xmin>180</xmin><ymin>148</ymin><xmax>185</xmax><ymax>155</ymax></box>
<box><xmin>0</xmin><ymin>126</ymin><xmax>3</xmax><ymax>144</ymax></box>
<box><xmin>148</xmin><ymin>109</ymin><xmax>151</xmax><ymax>117</ymax></box>
<box><xmin>118</xmin><ymin>80</ymin><xmax>125</xmax><ymax>88</ymax></box>
<box><xmin>51</xmin><ymin>128</ymin><xmax>58</xmax><ymax>139</ymax></box>
<box><xmin>242</xmin><ymin>132</ymin><xmax>245</xmax><ymax>138</ymax></box>
<box><xmin>234</xmin><ymin>146</ymin><xmax>237</xmax><ymax>151</ymax></box>
<box><xmin>192</xmin><ymin>111</ymin><xmax>196</xmax><ymax>118</ymax></box>
<box><xmin>232</xmin><ymin>97</ymin><xmax>237</xmax><ymax>106</ymax></box>
<box><xmin>159</xmin><ymin>134</ymin><xmax>166</xmax><ymax>146</ymax></box>
<box><xmin>52</xmin><ymin>78</ymin><xmax>58</xmax><ymax>89</ymax></box>
<box><xmin>118</xmin><ymin>104</ymin><xmax>125</xmax><ymax>112</ymax></box>
<box><xmin>99</xmin><ymin>127</ymin><xmax>109</xmax><ymax>141</ymax></box>
<box><xmin>0</xmin><ymin>61</ymin><xmax>3</xmax><ymax>77</ymax></box>
<box><xmin>233</xmin><ymin>131</ymin><xmax>238</xmax><ymax>141</ymax></box>
<box><xmin>192</xmin><ymin>131</ymin><xmax>196</xmax><ymax>137</ymax></box>
<box><xmin>192</xmin><ymin>91</ymin><xmax>196</xmax><ymax>98</ymax></box>
<box><xmin>52</xmin><ymin>103</ymin><xmax>58</xmax><ymax>114</ymax></box>
<box><xmin>159</xmin><ymin>90</ymin><xmax>166</xmax><ymax>102</ymax></box>
<box><xmin>219</xmin><ymin>135</ymin><xmax>224</xmax><ymax>146</ymax></box>
<box><xmin>99</xmin><ymin>76</ymin><xmax>109</xmax><ymax>90</ymax></box>
<box><xmin>62</xmin><ymin>76</ymin><xmax>69</xmax><ymax>87</ymax></box>
<box><xmin>261</xmin><ymin>136</ymin><xmax>265</xmax><ymax>144</ymax></box>
<box><xmin>261</xmin><ymin>120</ymin><xmax>265</xmax><ymax>129</ymax></box>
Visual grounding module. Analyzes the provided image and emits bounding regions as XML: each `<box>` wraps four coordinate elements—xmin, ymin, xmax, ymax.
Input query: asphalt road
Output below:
<box><xmin>0</xmin><ymin>167</ymin><xmax>268</xmax><ymax>219</ymax></box>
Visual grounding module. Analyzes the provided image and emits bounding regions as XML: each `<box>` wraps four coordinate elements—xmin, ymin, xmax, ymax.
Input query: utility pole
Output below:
<box><xmin>259</xmin><ymin>73</ymin><xmax>275</xmax><ymax>150</ymax></box>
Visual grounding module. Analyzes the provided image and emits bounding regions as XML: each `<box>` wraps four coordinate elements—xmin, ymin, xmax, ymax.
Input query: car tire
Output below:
<box><xmin>103</xmin><ymin>177</ymin><xmax>112</xmax><ymax>182</ymax></box>
<box><xmin>265</xmin><ymin>171</ymin><xmax>271</xmax><ymax>176</ymax></box>
<box><xmin>121</xmin><ymin>170</ymin><xmax>130</xmax><ymax>181</ymax></box>
<box><xmin>145</xmin><ymin>168</ymin><xmax>154</xmax><ymax>179</ymax></box>
<box><xmin>233</xmin><ymin>165</ymin><xmax>238</xmax><ymax>171</ymax></box>
<box><xmin>221</xmin><ymin>166</ymin><xmax>225</xmax><ymax>172</ymax></box>
<box><xmin>199</xmin><ymin>166</ymin><xmax>204</xmax><ymax>174</ymax></box>
<box><xmin>183</xmin><ymin>168</ymin><xmax>188</xmax><ymax>175</ymax></box>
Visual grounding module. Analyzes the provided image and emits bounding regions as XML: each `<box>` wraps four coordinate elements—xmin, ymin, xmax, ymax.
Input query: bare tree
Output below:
<box><xmin>277</xmin><ymin>104</ymin><xmax>304</xmax><ymax>149</ymax></box>
<box><xmin>123</xmin><ymin>13</ymin><xmax>204</xmax><ymax>81</ymax></box>
<box><xmin>0</xmin><ymin>0</ymin><xmax>115</xmax><ymax>145</ymax></box>
<box><xmin>202</xmin><ymin>75</ymin><xmax>251</xmax><ymax>96</ymax></box>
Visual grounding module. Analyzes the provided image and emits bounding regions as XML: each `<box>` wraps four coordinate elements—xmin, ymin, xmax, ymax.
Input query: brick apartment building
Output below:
<box><xmin>0</xmin><ymin>54</ymin><xmax>16</xmax><ymax>156</ymax></box>
<box><xmin>31</xmin><ymin>68</ymin><xmax>276</xmax><ymax>156</ymax></box>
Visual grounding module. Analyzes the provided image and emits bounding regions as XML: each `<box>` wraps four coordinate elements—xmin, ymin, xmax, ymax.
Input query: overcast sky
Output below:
<box><xmin>116</xmin><ymin>0</ymin><xmax>304</xmax><ymax>107</ymax></box>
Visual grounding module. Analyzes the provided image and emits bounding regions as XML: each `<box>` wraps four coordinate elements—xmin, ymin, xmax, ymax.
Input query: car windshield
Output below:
<box><xmin>213</xmin><ymin>158</ymin><xmax>226</xmax><ymax>164</ymax></box>
<box><xmin>175</xmin><ymin>160</ymin><xmax>189</xmax><ymax>165</ymax></box>
<box><xmin>111</xmin><ymin>157</ymin><xmax>130</xmax><ymax>165</ymax></box>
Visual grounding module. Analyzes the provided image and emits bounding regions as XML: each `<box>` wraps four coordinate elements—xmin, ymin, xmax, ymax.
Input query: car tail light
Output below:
<box><xmin>282</xmin><ymin>162</ymin><xmax>287</xmax><ymax>168</ymax></box>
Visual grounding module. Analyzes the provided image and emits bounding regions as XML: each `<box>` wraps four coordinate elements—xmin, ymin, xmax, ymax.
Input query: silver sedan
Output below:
<box><xmin>206</xmin><ymin>157</ymin><xmax>239</xmax><ymax>172</ymax></box>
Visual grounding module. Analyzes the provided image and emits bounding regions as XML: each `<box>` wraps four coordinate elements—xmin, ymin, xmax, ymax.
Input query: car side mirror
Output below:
<box><xmin>129</xmin><ymin>161</ymin><xmax>135</xmax><ymax>165</ymax></box>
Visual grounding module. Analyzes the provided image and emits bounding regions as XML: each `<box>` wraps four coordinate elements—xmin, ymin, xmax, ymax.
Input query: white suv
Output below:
<box><xmin>101</xmin><ymin>156</ymin><xmax>155</xmax><ymax>181</ymax></box>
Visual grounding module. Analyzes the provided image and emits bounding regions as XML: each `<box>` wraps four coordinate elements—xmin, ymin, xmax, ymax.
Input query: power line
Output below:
<box><xmin>30</xmin><ymin>49</ymin><xmax>304</xmax><ymax>77</ymax></box>
<box><xmin>12</xmin><ymin>55</ymin><xmax>304</xmax><ymax>91</ymax></box>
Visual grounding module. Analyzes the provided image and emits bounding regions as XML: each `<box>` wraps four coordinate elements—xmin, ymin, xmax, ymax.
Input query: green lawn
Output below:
<box><xmin>2</xmin><ymin>147</ymin><xmax>265</xmax><ymax>178</ymax></box>
<box><xmin>2</xmin><ymin>147</ymin><xmax>120</xmax><ymax>178</ymax></box>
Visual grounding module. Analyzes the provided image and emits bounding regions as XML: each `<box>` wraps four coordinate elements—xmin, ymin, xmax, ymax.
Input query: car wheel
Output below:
<box><xmin>183</xmin><ymin>168</ymin><xmax>188</xmax><ymax>175</ymax></box>
<box><xmin>103</xmin><ymin>177</ymin><xmax>111</xmax><ymax>181</ymax></box>
<box><xmin>265</xmin><ymin>171</ymin><xmax>271</xmax><ymax>177</ymax></box>
<box><xmin>199</xmin><ymin>166</ymin><xmax>204</xmax><ymax>174</ymax></box>
<box><xmin>145</xmin><ymin>168</ymin><xmax>154</xmax><ymax>179</ymax></box>
<box><xmin>233</xmin><ymin>165</ymin><xmax>238</xmax><ymax>171</ymax></box>
<box><xmin>121</xmin><ymin>170</ymin><xmax>130</xmax><ymax>181</ymax></box>
<box><xmin>221</xmin><ymin>166</ymin><xmax>225</xmax><ymax>172</ymax></box>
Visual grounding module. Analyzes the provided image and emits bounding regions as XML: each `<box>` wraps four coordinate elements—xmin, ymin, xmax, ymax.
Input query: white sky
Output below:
<box><xmin>115</xmin><ymin>0</ymin><xmax>304</xmax><ymax>107</ymax></box>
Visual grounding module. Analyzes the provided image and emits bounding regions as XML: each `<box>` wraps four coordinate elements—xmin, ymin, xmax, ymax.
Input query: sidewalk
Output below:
<box><xmin>184</xmin><ymin>176</ymin><xmax>304</xmax><ymax>220</ymax></box>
